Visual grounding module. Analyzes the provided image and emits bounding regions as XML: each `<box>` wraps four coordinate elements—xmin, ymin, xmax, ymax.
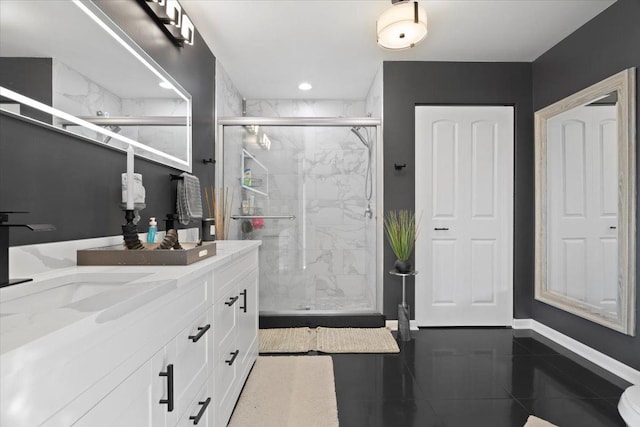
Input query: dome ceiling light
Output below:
<box><xmin>377</xmin><ymin>0</ymin><xmax>428</xmax><ymax>50</ymax></box>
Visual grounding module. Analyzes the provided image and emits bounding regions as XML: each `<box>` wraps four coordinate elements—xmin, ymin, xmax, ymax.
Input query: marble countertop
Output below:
<box><xmin>0</xmin><ymin>240</ymin><xmax>261</xmax><ymax>356</ymax></box>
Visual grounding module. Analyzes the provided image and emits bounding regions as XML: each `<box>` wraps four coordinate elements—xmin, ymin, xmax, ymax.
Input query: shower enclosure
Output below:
<box><xmin>217</xmin><ymin>117</ymin><xmax>382</xmax><ymax>315</ymax></box>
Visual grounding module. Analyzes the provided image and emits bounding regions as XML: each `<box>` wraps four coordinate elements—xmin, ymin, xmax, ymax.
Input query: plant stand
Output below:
<box><xmin>389</xmin><ymin>270</ymin><xmax>417</xmax><ymax>342</ymax></box>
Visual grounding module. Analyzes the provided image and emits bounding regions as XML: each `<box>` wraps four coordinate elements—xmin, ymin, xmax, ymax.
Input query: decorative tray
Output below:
<box><xmin>77</xmin><ymin>241</ymin><xmax>217</xmax><ymax>266</ymax></box>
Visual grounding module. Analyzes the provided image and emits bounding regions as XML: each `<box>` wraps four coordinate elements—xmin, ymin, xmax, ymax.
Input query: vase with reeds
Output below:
<box><xmin>204</xmin><ymin>187</ymin><xmax>234</xmax><ymax>240</ymax></box>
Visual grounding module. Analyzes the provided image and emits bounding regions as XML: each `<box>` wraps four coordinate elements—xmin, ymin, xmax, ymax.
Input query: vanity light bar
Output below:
<box><xmin>143</xmin><ymin>0</ymin><xmax>194</xmax><ymax>47</ymax></box>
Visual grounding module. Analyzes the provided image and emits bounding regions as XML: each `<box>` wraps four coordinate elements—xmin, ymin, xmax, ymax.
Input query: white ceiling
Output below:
<box><xmin>181</xmin><ymin>0</ymin><xmax>616</xmax><ymax>100</ymax></box>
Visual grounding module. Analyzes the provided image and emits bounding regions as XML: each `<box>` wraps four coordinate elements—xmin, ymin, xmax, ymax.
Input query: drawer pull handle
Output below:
<box><xmin>226</xmin><ymin>350</ymin><xmax>240</xmax><ymax>365</ymax></box>
<box><xmin>189</xmin><ymin>397</ymin><xmax>211</xmax><ymax>425</ymax></box>
<box><xmin>159</xmin><ymin>364</ymin><xmax>174</xmax><ymax>412</ymax></box>
<box><xmin>240</xmin><ymin>289</ymin><xmax>247</xmax><ymax>313</ymax></box>
<box><xmin>434</xmin><ymin>227</ymin><xmax>449</xmax><ymax>231</ymax></box>
<box><xmin>188</xmin><ymin>324</ymin><xmax>211</xmax><ymax>343</ymax></box>
<box><xmin>225</xmin><ymin>296</ymin><xmax>239</xmax><ymax>306</ymax></box>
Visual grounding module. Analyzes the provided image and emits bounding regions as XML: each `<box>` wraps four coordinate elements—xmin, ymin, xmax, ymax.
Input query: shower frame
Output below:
<box><xmin>216</xmin><ymin>116</ymin><xmax>384</xmax><ymax>315</ymax></box>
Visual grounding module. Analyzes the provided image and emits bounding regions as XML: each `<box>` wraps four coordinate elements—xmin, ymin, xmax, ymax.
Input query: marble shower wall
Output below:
<box><xmin>215</xmin><ymin>62</ymin><xmax>244</xmax><ymax>239</ymax></box>
<box><xmin>223</xmin><ymin>99</ymin><xmax>378</xmax><ymax>312</ymax></box>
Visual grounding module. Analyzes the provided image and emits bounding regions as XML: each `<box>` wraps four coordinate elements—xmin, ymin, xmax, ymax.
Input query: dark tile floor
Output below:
<box><xmin>331</xmin><ymin>328</ymin><xmax>630</xmax><ymax>427</ymax></box>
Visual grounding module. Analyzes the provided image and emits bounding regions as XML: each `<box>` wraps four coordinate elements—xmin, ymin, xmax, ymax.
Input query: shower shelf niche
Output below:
<box><xmin>241</xmin><ymin>149</ymin><xmax>268</xmax><ymax>196</ymax></box>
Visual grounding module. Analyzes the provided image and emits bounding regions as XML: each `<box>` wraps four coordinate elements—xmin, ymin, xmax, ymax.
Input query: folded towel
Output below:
<box><xmin>177</xmin><ymin>172</ymin><xmax>203</xmax><ymax>225</ymax></box>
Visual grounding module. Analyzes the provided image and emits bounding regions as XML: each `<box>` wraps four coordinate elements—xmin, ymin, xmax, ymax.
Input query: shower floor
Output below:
<box><xmin>260</xmin><ymin>294</ymin><xmax>376</xmax><ymax>313</ymax></box>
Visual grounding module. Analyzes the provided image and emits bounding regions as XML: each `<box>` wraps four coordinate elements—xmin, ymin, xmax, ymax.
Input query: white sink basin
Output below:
<box><xmin>0</xmin><ymin>273</ymin><xmax>152</xmax><ymax>315</ymax></box>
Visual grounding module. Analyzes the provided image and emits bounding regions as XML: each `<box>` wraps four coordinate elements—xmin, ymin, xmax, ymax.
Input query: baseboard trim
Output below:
<box><xmin>386</xmin><ymin>320</ymin><xmax>419</xmax><ymax>331</ymax></box>
<box><xmin>513</xmin><ymin>318</ymin><xmax>639</xmax><ymax>385</ymax></box>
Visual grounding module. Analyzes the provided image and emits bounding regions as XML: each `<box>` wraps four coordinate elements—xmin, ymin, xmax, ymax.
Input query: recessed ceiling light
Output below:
<box><xmin>298</xmin><ymin>82</ymin><xmax>312</xmax><ymax>91</ymax></box>
<box><xmin>159</xmin><ymin>81</ymin><xmax>174</xmax><ymax>89</ymax></box>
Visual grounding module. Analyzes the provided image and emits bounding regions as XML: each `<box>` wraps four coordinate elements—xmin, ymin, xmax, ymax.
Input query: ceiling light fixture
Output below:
<box><xmin>298</xmin><ymin>82</ymin><xmax>312</xmax><ymax>91</ymax></box>
<box><xmin>377</xmin><ymin>0</ymin><xmax>427</xmax><ymax>50</ymax></box>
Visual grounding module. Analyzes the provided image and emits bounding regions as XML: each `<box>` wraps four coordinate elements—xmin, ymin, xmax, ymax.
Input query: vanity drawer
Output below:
<box><xmin>213</xmin><ymin>284</ymin><xmax>238</xmax><ymax>359</ymax></box>
<box><xmin>212</xmin><ymin>251</ymin><xmax>258</xmax><ymax>300</ymax></box>
<box><xmin>177</xmin><ymin>379</ymin><xmax>213</xmax><ymax>427</ymax></box>
<box><xmin>175</xmin><ymin>273</ymin><xmax>211</xmax><ymax>321</ymax></box>
<box><xmin>214</xmin><ymin>337</ymin><xmax>239</xmax><ymax>427</ymax></box>
<box><xmin>171</xmin><ymin>310</ymin><xmax>212</xmax><ymax>420</ymax></box>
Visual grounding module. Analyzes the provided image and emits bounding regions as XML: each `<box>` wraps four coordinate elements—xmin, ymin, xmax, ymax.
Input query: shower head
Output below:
<box><xmin>351</xmin><ymin>127</ymin><xmax>369</xmax><ymax>148</ymax></box>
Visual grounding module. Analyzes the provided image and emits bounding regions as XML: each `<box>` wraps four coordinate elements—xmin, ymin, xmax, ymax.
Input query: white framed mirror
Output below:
<box><xmin>0</xmin><ymin>0</ymin><xmax>192</xmax><ymax>171</ymax></box>
<box><xmin>535</xmin><ymin>68</ymin><xmax>636</xmax><ymax>335</ymax></box>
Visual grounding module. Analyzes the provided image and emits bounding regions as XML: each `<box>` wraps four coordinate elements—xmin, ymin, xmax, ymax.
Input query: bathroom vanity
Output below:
<box><xmin>0</xmin><ymin>240</ymin><xmax>260</xmax><ymax>427</ymax></box>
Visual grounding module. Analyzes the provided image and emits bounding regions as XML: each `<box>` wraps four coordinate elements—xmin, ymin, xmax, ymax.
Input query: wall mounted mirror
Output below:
<box><xmin>0</xmin><ymin>0</ymin><xmax>192</xmax><ymax>171</ymax></box>
<box><xmin>535</xmin><ymin>68</ymin><xmax>636</xmax><ymax>335</ymax></box>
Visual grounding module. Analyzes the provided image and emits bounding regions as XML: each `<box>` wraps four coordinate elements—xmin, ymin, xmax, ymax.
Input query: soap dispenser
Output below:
<box><xmin>147</xmin><ymin>217</ymin><xmax>157</xmax><ymax>243</ymax></box>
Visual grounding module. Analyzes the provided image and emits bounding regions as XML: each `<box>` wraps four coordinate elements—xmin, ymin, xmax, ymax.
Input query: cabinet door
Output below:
<box><xmin>237</xmin><ymin>268</ymin><xmax>259</xmax><ymax>374</ymax></box>
<box><xmin>74</xmin><ymin>351</ymin><xmax>166</xmax><ymax>427</ymax></box>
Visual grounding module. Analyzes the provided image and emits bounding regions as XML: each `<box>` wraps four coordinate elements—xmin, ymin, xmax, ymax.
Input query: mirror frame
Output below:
<box><xmin>0</xmin><ymin>0</ymin><xmax>192</xmax><ymax>172</ymax></box>
<box><xmin>534</xmin><ymin>68</ymin><xmax>636</xmax><ymax>335</ymax></box>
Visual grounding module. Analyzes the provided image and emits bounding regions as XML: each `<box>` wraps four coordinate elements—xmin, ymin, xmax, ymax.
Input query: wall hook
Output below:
<box><xmin>394</xmin><ymin>163</ymin><xmax>407</xmax><ymax>171</ymax></box>
<box><xmin>202</xmin><ymin>158</ymin><xmax>215</xmax><ymax>164</ymax></box>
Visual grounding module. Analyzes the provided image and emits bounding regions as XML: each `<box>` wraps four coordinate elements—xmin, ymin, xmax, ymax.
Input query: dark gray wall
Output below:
<box><xmin>532</xmin><ymin>0</ymin><xmax>640</xmax><ymax>370</ymax></box>
<box><xmin>0</xmin><ymin>0</ymin><xmax>215</xmax><ymax>247</ymax></box>
<box><xmin>383</xmin><ymin>61</ymin><xmax>534</xmax><ymax>320</ymax></box>
<box><xmin>0</xmin><ymin>57</ymin><xmax>53</xmax><ymax>124</ymax></box>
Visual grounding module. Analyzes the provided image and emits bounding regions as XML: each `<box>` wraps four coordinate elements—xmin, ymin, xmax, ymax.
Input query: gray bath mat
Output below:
<box><xmin>259</xmin><ymin>327</ymin><xmax>399</xmax><ymax>353</ymax></box>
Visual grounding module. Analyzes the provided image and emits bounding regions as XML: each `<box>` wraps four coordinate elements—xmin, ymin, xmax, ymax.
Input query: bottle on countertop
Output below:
<box><xmin>147</xmin><ymin>217</ymin><xmax>157</xmax><ymax>243</ymax></box>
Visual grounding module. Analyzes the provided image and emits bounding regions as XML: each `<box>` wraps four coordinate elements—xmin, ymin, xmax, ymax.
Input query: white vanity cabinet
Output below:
<box><xmin>0</xmin><ymin>241</ymin><xmax>260</xmax><ymax>427</ymax></box>
<box><xmin>211</xmin><ymin>249</ymin><xmax>259</xmax><ymax>427</ymax></box>
<box><xmin>73</xmin><ymin>272</ymin><xmax>214</xmax><ymax>427</ymax></box>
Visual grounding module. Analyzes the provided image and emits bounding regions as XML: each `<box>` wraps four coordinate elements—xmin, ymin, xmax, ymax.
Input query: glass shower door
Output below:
<box><xmin>222</xmin><ymin>123</ymin><xmax>377</xmax><ymax>314</ymax></box>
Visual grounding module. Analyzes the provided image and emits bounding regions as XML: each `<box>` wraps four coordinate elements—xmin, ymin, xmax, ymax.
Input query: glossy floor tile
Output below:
<box><xmin>330</xmin><ymin>328</ymin><xmax>629</xmax><ymax>427</ymax></box>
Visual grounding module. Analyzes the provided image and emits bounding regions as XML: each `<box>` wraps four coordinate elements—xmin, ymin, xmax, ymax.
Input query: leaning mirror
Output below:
<box><xmin>535</xmin><ymin>68</ymin><xmax>636</xmax><ymax>335</ymax></box>
<box><xmin>0</xmin><ymin>0</ymin><xmax>192</xmax><ymax>171</ymax></box>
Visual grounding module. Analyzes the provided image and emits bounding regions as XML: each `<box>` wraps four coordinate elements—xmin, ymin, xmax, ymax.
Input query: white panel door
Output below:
<box><xmin>415</xmin><ymin>106</ymin><xmax>514</xmax><ymax>326</ymax></box>
<box><xmin>546</xmin><ymin>105</ymin><xmax>618</xmax><ymax>314</ymax></box>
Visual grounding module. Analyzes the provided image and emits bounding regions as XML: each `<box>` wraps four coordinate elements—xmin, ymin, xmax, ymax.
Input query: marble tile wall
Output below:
<box><xmin>52</xmin><ymin>60</ymin><xmax>188</xmax><ymax>161</ymax></box>
<box><xmin>215</xmin><ymin>62</ymin><xmax>244</xmax><ymax>239</ymax></box>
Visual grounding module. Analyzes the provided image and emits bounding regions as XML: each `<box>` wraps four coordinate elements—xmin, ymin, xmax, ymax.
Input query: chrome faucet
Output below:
<box><xmin>364</xmin><ymin>204</ymin><xmax>373</xmax><ymax>219</ymax></box>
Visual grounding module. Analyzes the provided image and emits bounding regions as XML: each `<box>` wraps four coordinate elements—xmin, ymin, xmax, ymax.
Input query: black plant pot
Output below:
<box><xmin>394</xmin><ymin>259</ymin><xmax>412</xmax><ymax>273</ymax></box>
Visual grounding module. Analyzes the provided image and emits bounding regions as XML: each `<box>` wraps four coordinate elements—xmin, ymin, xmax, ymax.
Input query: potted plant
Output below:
<box><xmin>384</xmin><ymin>210</ymin><xmax>419</xmax><ymax>273</ymax></box>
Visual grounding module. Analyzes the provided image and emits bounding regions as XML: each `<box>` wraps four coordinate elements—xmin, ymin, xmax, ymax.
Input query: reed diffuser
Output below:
<box><xmin>204</xmin><ymin>187</ymin><xmax>234</xmax><ymax>240</ymax></box>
